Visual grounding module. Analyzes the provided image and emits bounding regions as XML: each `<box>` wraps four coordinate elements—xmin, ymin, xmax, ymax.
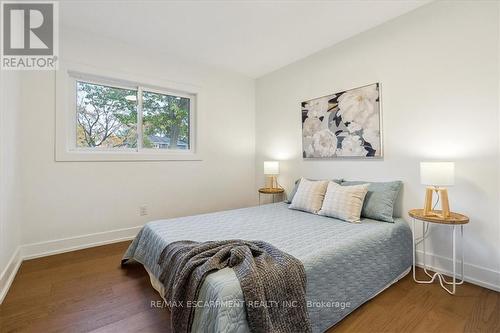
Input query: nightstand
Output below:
<box><xmin>258</xmin><ymin>188</ymin><xmax>285</xmax><ymax>205</ymax></box>
<box><xmin>409</xmin><ymin>208</ymin><xmax>469</xmax><ymax>294</ymax></box>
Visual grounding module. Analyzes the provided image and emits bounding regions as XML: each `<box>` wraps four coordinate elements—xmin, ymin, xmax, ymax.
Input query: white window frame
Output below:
<box><xmin>56</xmin><ymin>62</ymin><xmax>201</xmax><ymax>161</ymax></box>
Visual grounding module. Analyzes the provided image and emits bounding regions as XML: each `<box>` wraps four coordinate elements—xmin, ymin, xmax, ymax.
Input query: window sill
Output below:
<box><xmin>55</xmin><ymin>149</ymin><xmax>202</xmax><ymax>162</ymax></box>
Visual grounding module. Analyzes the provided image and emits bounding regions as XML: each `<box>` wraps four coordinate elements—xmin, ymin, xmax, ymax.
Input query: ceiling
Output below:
<box><xmin>60</xmin><ymin>0</ymin><xmax>430</xmax><ymax>78</ymax></box>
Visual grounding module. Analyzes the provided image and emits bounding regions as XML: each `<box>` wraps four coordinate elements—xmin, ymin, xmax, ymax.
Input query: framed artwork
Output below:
<box><xmin>301</xmin><ymin>83</ymin><xmax>382</xmax><ymax>159</ymax></box>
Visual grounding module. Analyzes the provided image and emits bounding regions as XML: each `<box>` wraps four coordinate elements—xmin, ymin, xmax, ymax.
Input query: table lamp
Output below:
<box><xmin>264</xmin><ymin>161</ymin><xmax>280</xmax><ymax>189</ymax></box>
<box><xmin>420</xmin><ymin>162</ymin><xmax>455</xmax><ymax>219</ymax></box>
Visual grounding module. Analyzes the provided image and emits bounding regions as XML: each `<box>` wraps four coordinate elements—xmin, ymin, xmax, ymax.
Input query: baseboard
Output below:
<box><xmin>0</xmin><ymin>225</ymin><xmax>143</xmax><ymax>304</ymax></box>
<box><xmin>416</xmin><ymin>250</ymin><xmax>500</xmax><ymax>292</ymax></box>
<box><xmin>0</xmin><ymin>247</ymin><xmax>22</xmax><ymax>303</ymax></box>
<box><xmin>21</xmin><ymin>225</ymin><xmax>143</xmax><ymax>260</ymax></box>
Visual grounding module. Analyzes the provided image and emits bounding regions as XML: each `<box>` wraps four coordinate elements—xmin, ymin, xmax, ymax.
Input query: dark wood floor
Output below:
<box><xmin>0</xmin><ymin>242</ymin><xmax>498</xmax><ymax>333</ymax></box>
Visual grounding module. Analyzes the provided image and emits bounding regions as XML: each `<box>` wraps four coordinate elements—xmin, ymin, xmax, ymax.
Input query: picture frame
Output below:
<box><xmin>301</xmin><ymin>83</ymin><xmax>383</xmax><ymax>159</ymax></box>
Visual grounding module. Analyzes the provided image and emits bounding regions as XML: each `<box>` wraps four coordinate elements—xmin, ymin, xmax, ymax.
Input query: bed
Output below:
<box><xmin>123</xmin><ymin>202</ymin><xmax>412</xmax><ymax>332</ymax></box>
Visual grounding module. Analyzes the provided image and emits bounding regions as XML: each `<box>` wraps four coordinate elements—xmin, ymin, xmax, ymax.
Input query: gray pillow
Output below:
<box><xmin>340</xmin><ymin>180</ymin><xmax>402</xmax><ymax>223</ymax></box>
<box><xmin>287</xmin><ymin>178</ymin><xmax>342</xmax><ymax>203</ymax></box>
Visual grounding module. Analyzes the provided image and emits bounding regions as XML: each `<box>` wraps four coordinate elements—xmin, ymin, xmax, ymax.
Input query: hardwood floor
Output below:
<box><xmin>0</xmin><ymin>241</ymin><xmax>498</xmax><ymax>333</ymax></box>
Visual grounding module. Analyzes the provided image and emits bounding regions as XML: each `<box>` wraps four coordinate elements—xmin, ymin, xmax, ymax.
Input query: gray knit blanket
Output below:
<box><xmin>158</xmin><ymin>239</ymin><xmax>311</xmax><ymax>333</ymax></box>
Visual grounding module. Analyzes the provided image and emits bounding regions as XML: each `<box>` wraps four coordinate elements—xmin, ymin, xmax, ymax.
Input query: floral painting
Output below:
<box><xmin>302</xmin><ymin>83</ymin><xmax>382</xmax><ymax>158</ymax></box>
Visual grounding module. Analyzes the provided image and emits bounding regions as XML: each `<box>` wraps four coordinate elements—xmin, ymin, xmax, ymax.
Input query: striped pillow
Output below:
<box><xmin>289</xmin><ymin>178</ymin><xmax>329</xmax><ymax>214</ymax></box>
<box><xmin>286</xmin><ymin>178</ymin><xmax>343</xmax><ymax>204</ymax></box>
<box><xmin>318</xmin><ymin>182</ymin><xmax>369</xmax><ymax>223</ymax></box>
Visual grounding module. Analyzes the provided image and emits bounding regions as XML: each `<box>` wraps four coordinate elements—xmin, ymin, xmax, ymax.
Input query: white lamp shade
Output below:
<box><xmin>420</xmin><ymin>162</ymin><xmax>455</xmax><ymax>186</ymax></box>
<box><xmin>264</xmin><ymin>161</ymin><xmax>279</xmax><ymax>175</ymax></box>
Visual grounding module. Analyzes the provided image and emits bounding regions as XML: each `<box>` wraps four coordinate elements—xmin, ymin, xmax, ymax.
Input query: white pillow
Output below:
<box><xmin>318</xmin><ymin>182</ymin><xmax>369</xmax><ymax>223</ymax></box>
<box><xmin>289</xmin><ymin>178</ymin><xmax>328</xmax><ymax>214</ymax></box>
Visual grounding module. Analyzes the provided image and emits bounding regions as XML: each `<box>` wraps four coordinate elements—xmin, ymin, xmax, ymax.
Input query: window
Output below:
<box><xmin>76</xmin><ymin>81</ymin><xmax>138</xmax><ymax>149</ymax></box>
<box><xmin>58</xmin><ymin>70</ymin><xmax>197</xmax><ymax>161</ymax></box>
<box><xmin>142</xmin><ymin>91</ymin><xmax>190</xmax><ymax>150</ymax></box>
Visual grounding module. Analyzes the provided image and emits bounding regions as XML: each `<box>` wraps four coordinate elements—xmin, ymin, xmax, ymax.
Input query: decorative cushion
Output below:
<box><xmin>318</xmin><ymin>182</ymin><xmax>369</xmax><ymax>223</ymax></box>
<box><xmin>341</xmin><ymin>180</ymin><xmax>403</xmax><ymax>223</ymax></box>
<box><xmin>289</xmin><ymin>178</ymin><xmax>329</xmax><ymax>214</ymax></box>
<box><xmin>287</xmin><ymin>178</ymin><xmax>342</xmax><ymax>203</ymax></box>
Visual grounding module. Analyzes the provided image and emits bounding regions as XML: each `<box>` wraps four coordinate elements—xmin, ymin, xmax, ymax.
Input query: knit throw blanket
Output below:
<box><xmin>158</xmin><ymin>239</ymin><xmax>311</xmax><ymax>333</ymax></box>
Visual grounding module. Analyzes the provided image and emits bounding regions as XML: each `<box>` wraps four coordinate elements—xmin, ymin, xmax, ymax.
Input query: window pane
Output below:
<box><xmin>142</xmin><ymin>91</ymin><xmax>190</xmax><ymax>150</ymax></box>
<box><xmin>76</xmin><ymin>81</ymin><xmax>137</xmax><ymax>148</ymax></box>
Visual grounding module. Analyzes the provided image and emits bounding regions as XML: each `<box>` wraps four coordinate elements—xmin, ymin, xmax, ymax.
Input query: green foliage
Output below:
<box><xmin>77</xmin><ymin>82</ymin><xmax>190</xmax><ymax>149</ymax></box>
<box><xmin>76</xmin><ymin>81</ymin><xmax>137</xmax><ymax>148</ymax></box>
<box><xmin>143</xmin><ymin>91</ymin><xmax>190</xmax><ymax>149</ymax></box>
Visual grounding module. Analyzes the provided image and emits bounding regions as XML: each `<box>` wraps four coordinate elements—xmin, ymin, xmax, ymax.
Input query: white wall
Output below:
<box><xmin>0</xmin><ymin>70</ymin><xmax>22</xmax><ymax>294</ymax></box>
<box><xmin>17</xmin><ymin>27</ymin><xmax>256</xmax><ymax>246</ymax></box>
<box><xmin>256</xmin><ymin>1</ymin><xmax>500</xmax><ymax>289</ymax></box>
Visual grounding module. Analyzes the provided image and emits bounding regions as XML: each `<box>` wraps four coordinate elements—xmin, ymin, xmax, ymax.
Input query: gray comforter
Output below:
<box><xmin>123</xmin><ymin>203</ymin><xmax>412</xmax><ymax>332</ymax></box>
<box><xmin>158</xmin><ymin>240</ymin><xmax>311</xmax><ymax>333</ymax></box>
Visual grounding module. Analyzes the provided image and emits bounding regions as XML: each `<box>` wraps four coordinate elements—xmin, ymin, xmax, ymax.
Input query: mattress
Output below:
<box><xmin>123</xmin><ymin>203</ymin><xmax>412</xmax><ymax>332</ymax></box>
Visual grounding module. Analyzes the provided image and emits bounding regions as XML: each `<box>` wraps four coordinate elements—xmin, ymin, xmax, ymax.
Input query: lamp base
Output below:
<box><xmin>266</xmin><ymin>176</ymin><xmax>278</xmax><ymax>189</ymax></box>
<box><xmin>423</xmin><ymin>187</ymin><xmax>451</xmax><ymax>219</ymax></box>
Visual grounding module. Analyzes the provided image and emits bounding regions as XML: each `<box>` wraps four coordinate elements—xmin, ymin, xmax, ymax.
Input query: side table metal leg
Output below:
<box><xmin>452</xmin><ymin>225</ymin><xmax>456</xmax><ymax>293</ymax></box>
<box><xmin>449</xmin><ymin>225</ymin><xmax>465</xmax><ymax>284</ymax></box>
<box><xmin>412</xmin><ymin>218</ymin><xmax>416</xmax><ymax>281</ymax></box>
<box><xmin>441</xmin><ymin>225</ymin><xmax>465</xmax><ymax>291</ymax></box>
<box><xmin>422</xmin><ymin>221</ymin><xmax>427</xmax><ymax>271</ymax></box>
<box><xmin>422</xmin><ymin>222</ymin><xmax>434</xmax><ymax>279</ymax></box>
<box><xmin>413</xmin><ymin>219</ymin><xmax>440</xmax><ymax>285</ymax></box>
<box><xmin>461</xmin><ymin>225</ymin><xmax>464</xmax><ymax>282</ymax></box>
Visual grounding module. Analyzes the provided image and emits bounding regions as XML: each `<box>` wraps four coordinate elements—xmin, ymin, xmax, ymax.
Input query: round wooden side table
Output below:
<box><xmin>409</xmin><ymin>208</ymin><xmax>469</xmax><ymax>295</ymax></box>
<box><xmin>258</xmin><ymin>188</ymin><xmax>285</xmax><ymax>205</ymax></box>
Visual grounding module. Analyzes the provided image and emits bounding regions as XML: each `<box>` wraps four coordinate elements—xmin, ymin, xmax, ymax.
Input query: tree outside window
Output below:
<box><xmin>76</xmin><ymin>81</ymin><xmax>191</xmax><ymax>150</ymax></box>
